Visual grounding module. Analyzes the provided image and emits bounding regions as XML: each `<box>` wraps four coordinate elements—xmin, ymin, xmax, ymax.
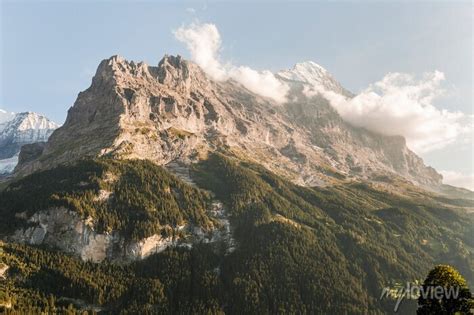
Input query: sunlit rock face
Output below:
<box><xmin>15</xmin><ymin>54</ymin><xmax>442</xmax><ymax>188</ymax></box>
<box><xmin>11</xmin><ymin>199</ymin><xmax>234</xmax><ymax>263</ymax></box>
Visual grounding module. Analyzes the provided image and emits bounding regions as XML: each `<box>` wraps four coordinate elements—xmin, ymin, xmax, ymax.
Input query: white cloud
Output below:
<box><xmin>439</xmin><ymin>170</ymin><xmax>474</xmax><ymax>191</ymax></box>
<box><xmin>306</xmin><ymin>71</ymin><xmax>472</xmax><ymax>154</ymax></box>
<box><xmin>174</xmin><ymin>23</ymin><xmax>226</xmax><ymax>80</ymax></box>
<box><xmin>228</xmin><ymin>67</ymin><xmax>288</xmax><ymax>103</ymax></box>
<box><xmin>174</xmin><ymin>22</ymin><xmax>289</xmax><ymax>103</ymax></box>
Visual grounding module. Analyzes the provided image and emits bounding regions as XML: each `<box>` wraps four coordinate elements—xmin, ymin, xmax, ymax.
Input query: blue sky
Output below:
<box><xmin>1</xmin><ymin>1</ymin><xmax>472</xmax><ymax>187</ymax></box>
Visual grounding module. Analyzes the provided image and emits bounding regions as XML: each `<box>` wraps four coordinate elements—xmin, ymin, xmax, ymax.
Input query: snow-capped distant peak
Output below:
<box><xmin>0</xmin><ymin>110</ymin><xmax>59</xmax><ymax>143</ymax></box>
<box><xmin>14</xmin><ymin>112</ymin><xmax>60</xmax><ymax>131</ymax></box>
<box><xmin>0</xmin><ymin>109</ymin><xmax>59</xmax><ymax>174</ymax></box>
<box><xmin>277</xmin><ymin>61</ymin><xmax>330</xmax><ymax>84</ymax></box>
<box><xmin>277</xmin><ymin>61</ymin><xmax>349</xmax><ymax>95</ymax></box>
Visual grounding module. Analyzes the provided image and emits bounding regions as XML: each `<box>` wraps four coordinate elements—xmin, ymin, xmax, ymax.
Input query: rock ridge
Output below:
<box><xmin>14</xmin><ymin>54</ymin><xmax>443</xmax><ymax>188</ymax></box>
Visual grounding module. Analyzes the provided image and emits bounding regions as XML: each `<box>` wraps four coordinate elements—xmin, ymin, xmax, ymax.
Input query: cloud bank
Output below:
<box><xmin>174</xmin><ymin>22</ymin><xmax>289</xmax><ymax>103</ymax></box>
<box><xmin>305</xmin><ymin>71</ymin><xmax>472</xmax><ymax>154</ymax></box>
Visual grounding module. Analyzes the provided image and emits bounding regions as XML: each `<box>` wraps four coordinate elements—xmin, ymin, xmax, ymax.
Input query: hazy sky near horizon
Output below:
<box><xmin>1</xmin><ymin>1</ymin><xmax>472</xmax><ymax>188</ymax></box>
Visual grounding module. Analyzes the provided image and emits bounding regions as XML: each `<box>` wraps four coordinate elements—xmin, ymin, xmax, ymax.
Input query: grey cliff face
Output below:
<box><xmin>11</xmin><ymin>207</ymin><xmax>192</xmax><ymax>263</ymax></box>
<box><xmin>15</xmin><ymin>54</ymin><xmax>442</xmax><ymax>187</ymax></box>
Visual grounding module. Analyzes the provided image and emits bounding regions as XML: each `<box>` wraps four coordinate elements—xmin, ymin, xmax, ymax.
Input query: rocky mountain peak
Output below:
<box><xmin>92</xmin><ymin>54</ymin><xmax>205</xmax><ymax>89</ymax></box>
<box><xmin>93</xmin><ymin>55</ymin><xmax>153</xmax><ymax>86</ymax></box>
<box><xmin>14</xmin><ymin>54</ymin><xmax>443</xmax><ymax>189</ymax></box>
<box><xmin>281</xmin><ymin>61</ymin><xmax>331</xmax><ymax>82</ymax></box>
<box><xmin>157</xmin><ymin>54</ymin><xmax>189</xmax><ymax>84</ymax></box>
<box><xmin>278</xmin><ymin>61</ymin><xmax>351</xmax><ymax>96</ymax></box>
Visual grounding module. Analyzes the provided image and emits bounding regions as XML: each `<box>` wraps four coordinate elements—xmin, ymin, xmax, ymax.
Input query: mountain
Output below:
<box><xmin>14</xmin><ymin>55</ymin><xmax>442</xmax><ymax>190</ymax></box>
<box><xmin>1</xmin><ymin>55</ymin><xmax>473</xmax><ymax>314</ymax></box>
<box><xmin>0</xmin><ymin>111</ymin><xmax>58</xmax><ymax>174</ymax></box>
<box><xmin>277</xmin><ymin>61</ymin><xmax>351</xmax><ymax>96</ymax></box>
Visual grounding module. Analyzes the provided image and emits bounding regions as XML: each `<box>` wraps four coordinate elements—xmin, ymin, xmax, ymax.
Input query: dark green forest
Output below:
<box><xmin>1</xmin><ymin>154</ymin><xmax>473</xmax><ymax>314</ymax></box>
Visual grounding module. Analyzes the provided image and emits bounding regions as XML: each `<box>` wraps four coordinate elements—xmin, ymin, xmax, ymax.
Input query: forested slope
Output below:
<box><xmin>1</xmin><ymin>154</ymin><xmax>473</xmax><ymax>314</ymax></box>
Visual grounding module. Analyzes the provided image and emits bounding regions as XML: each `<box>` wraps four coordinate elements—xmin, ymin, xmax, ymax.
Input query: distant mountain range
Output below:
<box><xmin>0</xmin><ymin>110</ymin><xmax>58</xmax><ymax>174</ymax></box>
